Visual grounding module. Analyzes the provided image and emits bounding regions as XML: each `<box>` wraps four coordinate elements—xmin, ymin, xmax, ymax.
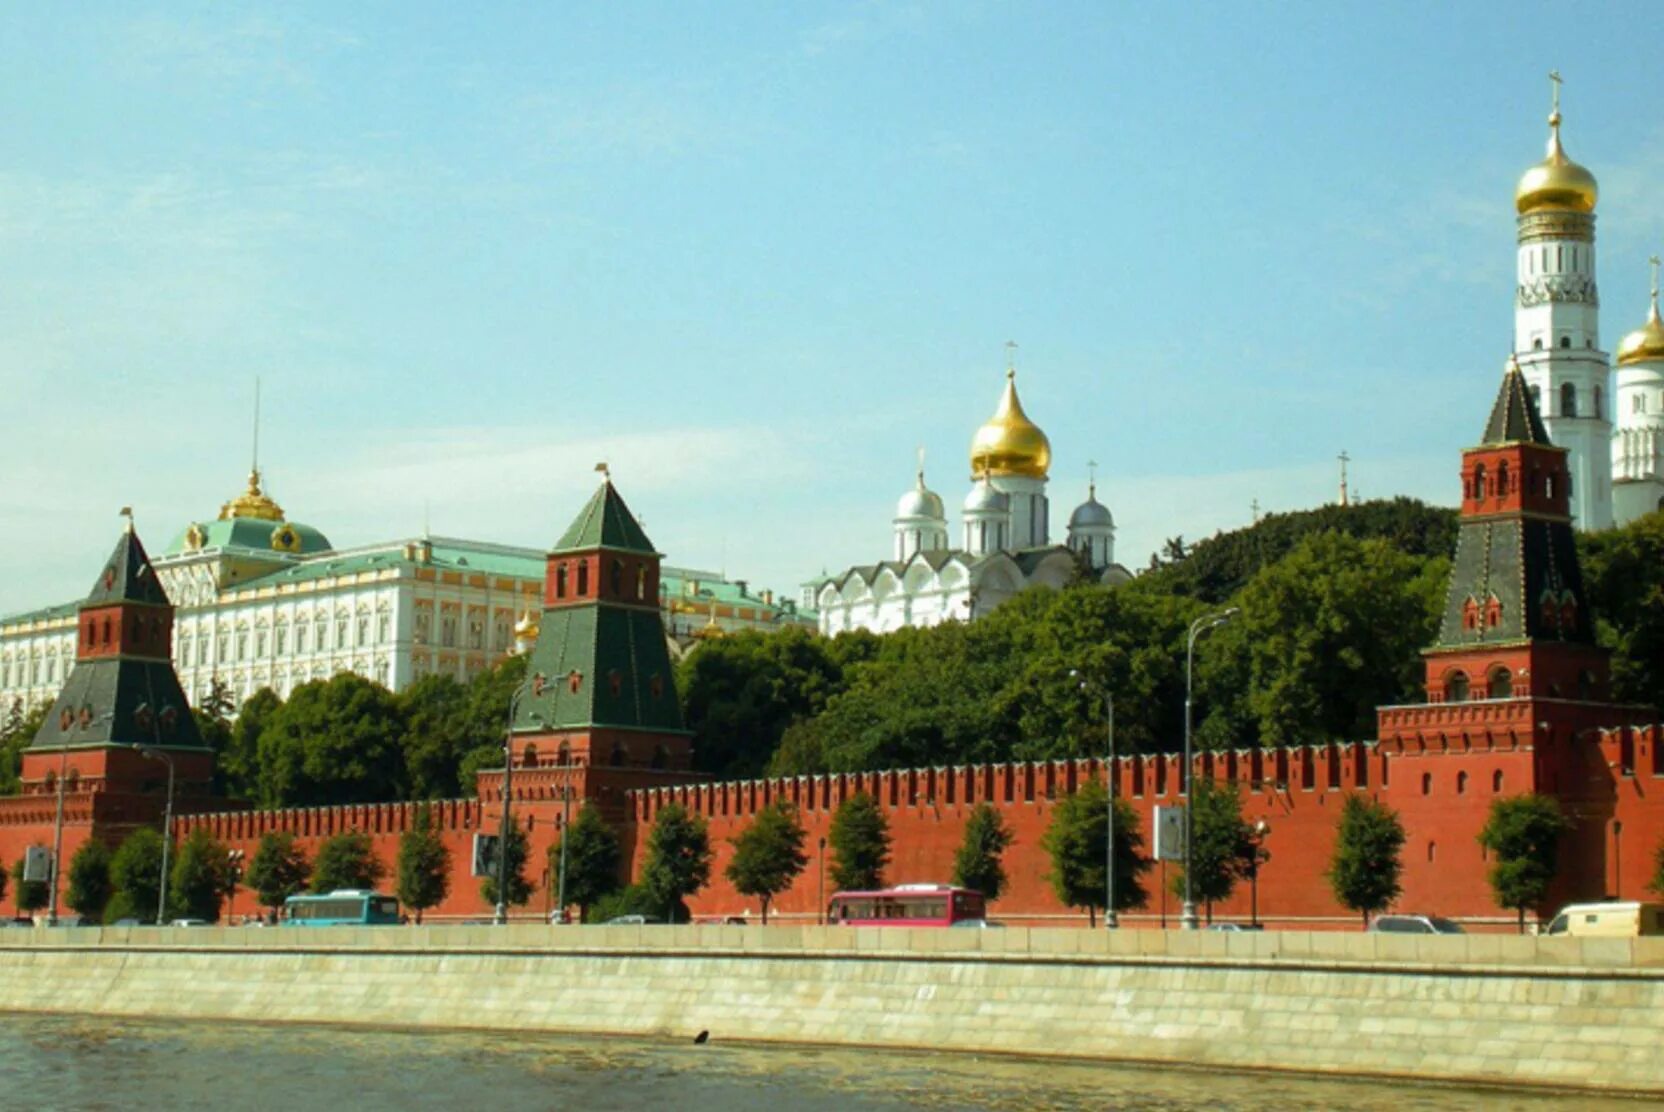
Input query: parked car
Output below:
<box><xmin>1369</xmin><ymin>914</ymin><xmax>1464</xmax><ymax>934</ymax></box>
<box><xmin>949</xmin><ymin>919</ymin><xmax>1005</xmax><ymax>929</ymax></box>
<box><xmin>170</xmin><ymin>918</ymin><xmax>210</xmax><ymax>928</ymax></box>
<box><xmin>110</xmin><ymin>918</ymin><xmax>143</xmax><ymax>927</ymax></box>
<box><xmin>603</xmin><ymin>914</ymin><xmax>663</xmax><ymax>925</ymax></box>
<box><xmin>1544</xmin><ymin>901</ymin><xmax>1664</xmax><ymax>937</ymax></box>
<box><xmin>1205</xmin><ymin>923</ymin><xmax>1264</xmax><ymax>932</ymax></box>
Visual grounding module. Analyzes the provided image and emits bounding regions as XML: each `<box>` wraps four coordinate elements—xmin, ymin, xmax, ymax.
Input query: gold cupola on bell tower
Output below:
<box><xmin>1516</xmin><ymin>72</ymin><xmax>1598</xmax><ymax>216</ymax></box>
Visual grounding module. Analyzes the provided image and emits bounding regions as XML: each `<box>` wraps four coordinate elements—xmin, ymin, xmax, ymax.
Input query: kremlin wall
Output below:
<box><xmin>2</xmin><ymin>361</ymin><xmax>1661</xmax><ymax>931</ymax></box>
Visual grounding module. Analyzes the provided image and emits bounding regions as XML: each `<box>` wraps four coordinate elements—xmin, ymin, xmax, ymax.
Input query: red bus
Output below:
<box><xmin>827</xmin><ymin>884</ymin><xmax>986</xmax><ymax>926</ymax></box>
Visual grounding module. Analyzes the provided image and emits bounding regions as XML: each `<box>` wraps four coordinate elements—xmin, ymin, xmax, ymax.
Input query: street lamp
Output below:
<box><xmin>1182</xmin><ymin>606</ymin><xmax>1238</xmax><ymax>930</ymax></box>
<box><xmin>139</xmin><ymin>746</ymin><xmax>177</xmax><ymax>926</ymax></box>
<box><xmin>1070</xmin><ymin>670</ymin><xmax>1117</xmax><ymax>928</ymax></box>
<box><xmin>495</xmin><ymin>676</ymin><xmax>544</xmax><ymax>925</ymax></box>
<box><xmin>818</xmin><ymin>836</ymin><xmax>827</xmax><ymax>924</ymax></box>
<box><xmin>226</xmin><ymin>849</ymin><xmax>245</xmax><ymax>923</ymax></box>
<box><xmin>555</xmin><ymin>756</ymin><xmax>572</xmax><ymax>922</ymax></box>
<box><xmin>1248</xmin><ymin>819</ymin><xmax>1270</xmax><ymax>928</ymax></box>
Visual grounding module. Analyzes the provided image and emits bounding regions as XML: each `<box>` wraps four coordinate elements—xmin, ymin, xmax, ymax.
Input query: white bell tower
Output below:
<box><xmin>1512</xmin><ymin>73</ymin><xmax>1613</xmax><ymax>530</ymax></box>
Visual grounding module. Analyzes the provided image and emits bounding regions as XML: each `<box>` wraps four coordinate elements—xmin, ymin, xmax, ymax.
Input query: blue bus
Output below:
<box><xmin>283</xmin><ymin>890</ymin><xmax>402</xmax><ymax>926</ymax></box>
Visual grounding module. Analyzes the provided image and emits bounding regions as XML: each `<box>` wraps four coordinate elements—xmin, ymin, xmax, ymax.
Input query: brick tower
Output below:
<box><xmin>498</xmin><ymin>478</ymin><xmax>697</xmax><ymax>822</ymax></box>
<box><xmin>1378</xmin><ymin>360</ymin><xmax>1654</xmax><ymax>913</ymax></box>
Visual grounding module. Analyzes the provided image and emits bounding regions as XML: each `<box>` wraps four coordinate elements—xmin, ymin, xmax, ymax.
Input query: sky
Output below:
<box><xmin>3</xmin><ymin>2</ymin><xmax>1663</xmax><ymax>616</ymax></box>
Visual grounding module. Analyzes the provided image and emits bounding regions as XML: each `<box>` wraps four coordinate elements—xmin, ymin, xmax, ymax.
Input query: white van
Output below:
<box><xmin>1543</xmin><ymin>901</ymin><xmax>1664</xmax><ymax>937</ymax></box>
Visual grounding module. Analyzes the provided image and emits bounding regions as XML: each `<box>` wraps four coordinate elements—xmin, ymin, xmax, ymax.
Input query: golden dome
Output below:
<box><xmin>1617</xmin><ymin>281</ymin><xmax>1664</xmax><ymax>367</ymax></box>
<box><xmin>513</xmin><ymin>608</ymin><xmax>541</xmax><ymax>651</ymax></box>
<box><xmin>969</xmin><ymin>370</ymin><xmax>1051</xmax><ymax>479</ymax></box>
<box><xmin>218</xmin><ymin>469</ymin><xmax>285</xmax><ymax>522</ymax></box>
<box><xmin>1516</xmin><ymin>112</ymin><xmax>1597</xmax><ymax>215</ymax></box>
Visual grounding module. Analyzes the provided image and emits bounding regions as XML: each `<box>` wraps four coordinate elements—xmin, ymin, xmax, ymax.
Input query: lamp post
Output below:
<box><xmin>1248</xmin><ymin>819</ymin><xmax>1270</xmax><ymax>928</ymax></box>
<box><xmin>555</xmin><ymin>766</ymin><xmax>572</xmax><ymax>921</ymax></box>
<box><xmin>226</xmin><ymin>849</ymin><xmax>245</xmax><ymax>923</ymax></box>
<box><xmin>818</xmin><ymin>836</ymin><xmax>827</xmax><ymax>924</ymax></box>
<box><xmin>1182</xmin><ymin>607</ymin><xmax>1238</xmax><ymax>931</ymax></box>
<box><xmin>46</xmin><ymin>743</ymin><xmax>69</xmax><ymax>927</ymax></box>
<box><xmin>495</xmin><ymin>677</ymin><xmax>544</xmax><ymax>925</ymax></box>
<box><xmin>139</xmin><ymin>747</ymin><xmax>177</xmax><ymax>926</ymax></box>
<box><xmin>1071</xmin><ymin>670</ymin><xmax>1117</xmax><ymax>929</ymax></box>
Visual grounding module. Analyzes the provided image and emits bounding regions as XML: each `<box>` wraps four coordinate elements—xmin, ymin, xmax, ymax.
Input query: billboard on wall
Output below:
<box><xmin>1153</xmin><ymin>805</ymin><xmax>1186</xmax><ymax>862</ymax></box>
<box><xmin>471</xmin><ymin>833</ymin><xmax>498</xmax><ymax>878</ymax></box>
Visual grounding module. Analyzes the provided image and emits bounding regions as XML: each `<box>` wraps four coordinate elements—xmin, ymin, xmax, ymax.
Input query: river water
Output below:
<box><xmin>0</xmin><ymin>1013</ymin><xmax>1625</xmax><ymax>1111</ymax></box>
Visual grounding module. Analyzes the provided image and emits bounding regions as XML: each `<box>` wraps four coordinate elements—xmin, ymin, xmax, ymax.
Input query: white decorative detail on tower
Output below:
<box><xmin>1512</xmin><ymin>72</ymin><xmax>1612</xmax><ymax>529</ymax></box>
<box><xmin>1612</xmin><ymin>255</ymin><xmax>1664</xmax><ymax>524</ymax></box>
<box><xmin>962</xmin><ymin>470</ymin><xmax>1011</xmax><ymax>556</ymax></box>
<box><xmin>893</xmin><ymin>449</ymin><xmax>949</xmax><ymax>560</ymax></box>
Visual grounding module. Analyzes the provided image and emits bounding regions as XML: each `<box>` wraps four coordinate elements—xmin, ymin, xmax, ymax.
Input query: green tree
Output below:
<box><xmin>11</xmin><ymin>855</ymin><xmax>48</xmax><ymax>916</ymax></box>
<box><xmin>109</xmin><ymin>828</ymin><xmax>166</xmax><ymax>924</ymax></box>
<box><xmin>1039</xmin><ymin>781</ymin><xmax>1149</xmax><ymax>925</ymax></box>
<box><xmin>0</xmin><ymin>851</ymin><xmax>8</xmax><ymax>909</ymax></box>
<box><xmin>220</xmin><ymin>687</ymin><xmax>281</xmax><ymax>799</ymax></box>
<box><xmin>1579</xmin><ymin>509</ymin><xmax>1664</xmax><ymax>710</ymax></box>
<box><xmin>639</xmin><ymin>803</ymin><xmax>712</xmax><ymax>924</ymax></box>
<box><xmin>678</xmin><ymin>627</ymin><xmax>846</xmax><ymax>778</ymax></box>
<box><xmin>257</xmin><ymin>673</ymin><xmax>408</xmax><ymax>808</ymax></box>
<box><xmin>1168</xmin><ymin>780</ymin><xmax>1253</xmax><ymax>923</ymax></box>
<box><xmin>1650</xmin><ymin>838</ymin><xmax>1664</xmax><ymax>900</ymax></box>
<box><xmin>1327</xmin><ymin>794</ymin><xmax>1406</xmax><ymax>925</ymax></box>
<box><xmin>725</xmin><ymin>801</ymin><xmax>809</xmax><ymax>924</ymax></box>
<box><xmin>827</xmin><ymin>792</ymin><xmax>890</xmax><ymax>892</ymax></box>
<box><xmin>1478</xmin><ymin>794</ymin><xmax>1572</xmax><ymax>933</ymax></box>
<box><xmin>479</xmin><ymin>821</ymin><xmax>532</xmax><ymax>909</ymax></box>
<box><xmin>310</xmin><ymin>830</ymin><xmax>385</xmax><ymax>894</ymax></box>
<box><xmin>169</xmin><ymin>829</ymin><xmax>233</xmax><ymax>922</ymax></box>
<box><xmin>551</xmin><ymin>803</ymin><xmax>622</xmax><ymax>922</ymax></box>
<box><xmin>397</xmin><ymin>674</ymin><xmax>470</xmax><ymax>799</ymax></box>
<box><xmin>246</xmin><ymin>832</ymin><xmax>311</xmax><ymax>914</ymax></box>
<box><xmin>66</xmin><ymin>839</ymin><xmax>114</xmax><ymax>923</ymax></box>
<box><xmin>0</xmin><ymin>699</ymin><xmax>50</xmax><ymax>796</ymax></box>
<box><xmin>952</xmin><ymin>804</ymin><xmax>1016</xmax><ymax>902</ymax></box>
<box><xmin>395</xmin><ymin>805</ymin><xmax>450</xmax><ymax>922</ymax></box>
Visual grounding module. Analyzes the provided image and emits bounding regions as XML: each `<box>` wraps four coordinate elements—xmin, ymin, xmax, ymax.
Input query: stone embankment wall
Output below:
<box><xmin>2</xmin><ymin>926</ymin><xmax>1662</xmax><ymax>1095</ymax></box>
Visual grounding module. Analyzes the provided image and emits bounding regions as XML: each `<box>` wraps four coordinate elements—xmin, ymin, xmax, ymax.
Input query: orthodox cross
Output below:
<box><xmin>1087</xmin><ymin>459</ymin><xmax>1098</xmax><ymax>496</ymax></box>
<box><xmin>1250</xmin><ymin>498</ymin><xmax>1260</xmax><ymax>524</ymax></box>
<box><xmin>1650</xmin><ymin>255</ymin><xmax>1660</xmax><ymax>303</ymax></box>
<box><xmin>1004</xmin><ymin>340</ymin><xmax>1018</xmax><ymax>375</ymax></box>
<box><xmin>917</xmin><ymin>445</ymin><xmax>927</xmax><ymax>484</ymax></box>
<box><xmin>1548</xmin><ymin>70</ymin><xmax>1562</xmax><ymax>116</ymax></box>
<box><xmin>1338</xmin><ymin>450</ymin><xmax>1351</xmax><ymax>507</ymax></box>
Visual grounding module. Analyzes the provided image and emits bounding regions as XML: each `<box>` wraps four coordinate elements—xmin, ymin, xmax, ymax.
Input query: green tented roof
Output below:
<box><xmin>552</xmin><ymin>482</ymin><xmax>657</xmax><ymax>555</ymax></box>
<box><xmin>512</xmin><ymin>603</ymin><xmax>687</xmax><ymax>734</ymax></box>
<box><xmin>84</xmin><ymin>530</ymin><xmax>170</xmax><ymax>608</ymax></box>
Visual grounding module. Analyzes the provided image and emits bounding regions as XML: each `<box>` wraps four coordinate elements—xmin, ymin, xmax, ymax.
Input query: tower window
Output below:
<box><xmin>555</xmin><ymin>565</ymin><xmax>568</xmax><ymax>598</ymax></box>
<box><xmin>1636</xmin><ymin>395</ymin><xmax>1646</xmax><ymax>415</ymax></box>
<box><xmin>1446</xmin><ymin>671</ymin><xmax>1469</xmax><ymax>702</ymax></box>
<box><xmin>1560</xmin><ymin>383</ymin><xmax>1577</xmax><ymax>418</ymax></box>
<box><xmin>1493</xmin><ymin>770</ymin><xmax>1504</xmax><ymax>793</ymax></box>
<box><xmin>576</xmin><ymin>562</ymin><xmax>589</xmax><ymax>595</ymax></box>
<box><xmin>1470</xmin><ymin>463</ymin><xmax>1487</xmax><ymax>500</ymax></box>
<box><xmin>1533</xmin><ymin>339</ymin><xmax>1543</xmax><ymax>351</ymax></box>
<box><xmin>1559</xmin><ymin>336</ymin><xmax>1571</xmax><ymax>349</ymax></box>
<box><xmin>1489</xmin><ymin>667</ymin><xmax>1513</xmax><ymax>699</ymax></box>
<box><xmin>1457</xmin><ymin>771</ymin><xmax>1469</xmax><ymax>794</ymax></box>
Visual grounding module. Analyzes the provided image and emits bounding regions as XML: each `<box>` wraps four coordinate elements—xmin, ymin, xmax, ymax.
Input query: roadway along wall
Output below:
<box><xmin>1</xmin><ymin>925</ymin><xmax>1662</xmax><ymax>1095</ymax></box>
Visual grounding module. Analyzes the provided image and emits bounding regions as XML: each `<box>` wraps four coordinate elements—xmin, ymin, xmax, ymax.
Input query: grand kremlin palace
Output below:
<box><xmin>0</xmin><ymin>467</ymin><xmax>812</xmax><ymax>715</ymax></box>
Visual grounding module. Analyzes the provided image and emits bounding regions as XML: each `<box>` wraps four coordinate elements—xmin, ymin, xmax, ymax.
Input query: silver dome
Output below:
<box><xmin>1068</xmin><ymin>498</ymin><xmax>1114</xmax><ymax>530</ymax></box>
<box><xmin>963</xmin><ymin>479</ymin><xmax>1011</xmax><ymax>515</ymax></box>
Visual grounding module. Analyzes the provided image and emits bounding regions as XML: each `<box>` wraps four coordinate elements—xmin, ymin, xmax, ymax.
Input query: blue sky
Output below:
<box><xmin>3</xmin><ymin>3</ymin><xmax>1663</xmax><ymax>615</ymax></box>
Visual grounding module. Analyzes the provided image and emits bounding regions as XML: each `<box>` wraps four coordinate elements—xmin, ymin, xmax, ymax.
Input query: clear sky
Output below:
<box><xmin>3</xmin><ymin>3</ymin><xmax>1663</xmax><ymax>616</ymax></box>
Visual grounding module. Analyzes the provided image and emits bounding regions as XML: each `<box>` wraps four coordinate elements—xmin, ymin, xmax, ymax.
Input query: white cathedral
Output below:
<box><xmin>1511</xmin><ymin>78</ymin><xmax>1664</xmax><ymax>527</ymax></box>
<box><xmin>815</xmin><ymin>368</ymin><xmax>1131</xmax><ymax>635</ymax></box>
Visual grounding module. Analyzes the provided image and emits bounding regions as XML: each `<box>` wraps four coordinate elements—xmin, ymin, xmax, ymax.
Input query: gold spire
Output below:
<box><xmin>218</xmin><ymin>468</ymin><xmax>286</xmax><ymax>522</ymax></box>
<box><xmin>1516</xmin><ymin>71</ymin><xmax>1597</xmax><ymax>215</ymax></box>
<box><xmin>1617</xmin><ymin>255</ymin><xmax>1664</xmax><ymax>366</ymax></box>
<box><xmin>969</xmin><ymin>353</ymin><xmax>1051</xmax><ymax>480</ymax></box>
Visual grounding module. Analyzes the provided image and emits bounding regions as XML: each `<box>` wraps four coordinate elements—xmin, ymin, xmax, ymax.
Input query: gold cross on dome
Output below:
<box><xmin>1650</xmin><ymin>255</ymin><xmax>1660</xmax><ymax>299</ymax></box>
<box><xmin>1549</xmin><ymin>70</ymin><xmax>1562</xmax><ymax>114</ymax></box>
<box><xmin>1004</xmin><ymin>340</ymin><xmax>1018</xmax><ymax>372</ymax></box>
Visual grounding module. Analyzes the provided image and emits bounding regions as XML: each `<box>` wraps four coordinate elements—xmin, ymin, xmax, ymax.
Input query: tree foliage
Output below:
<box><xmin>640</xmin><ymin>803</ymin><xmax>712</xmax><ymax>924</ymax></box>
<box><xmin>552</xmin><ymin>803</ymin><xmax>622</xmax><ymax>921</ymax></box>
<box><xmin>1579</xmin><ymin>508</ymin><xmax>1664</xmax><ymax>711</ymax></box>
<box><xmin>247</xmin><ymin>832</ymin><xmax>311</xmax><ymax>912</ymax></box>
<box><xmin>479</xmin><ymin>820</ymin><xmax>532</xmax><ymax>909</ymax></box>
<box><xmin>258</xmin><ymin>674</ymin><xmax>408</xmax><ymax>808</ymax></box>
<box><xmin>1039</xmin><ymin>781</ymin><xmax>1149</xmax><ymax>925</ymax></box>
<box><xmin>1478</xmin><ymin>794</ymin><xmax>1571</xmax><ymax>932</ymax></box>
<box><xmin>952</xmin><ymin>804</ymin><xmax>1015</xmax><ymax>903</ymax></box>
<box><xmin>725</xmin><ymin>801</ymin><xmax>809</xmax><ymax>923</ymax></box>
<box><xmin>110</xmin><ymin>827</ymin><xmax>166</xmax><ymax>923</ymax></box>
<box><xmin>1327</xmin><ymin>794</ymin><xmax>1405</xmax><ymax>924</ymax></box>
<box><xmin>397</xmin><ymin>675</ymin><xmax>471</xmax><ymax>800</ymax></box>
<box><xmin>828</xmin><ymin>792</ymin><xmax>890</xmax><ymax>892</ymax></box>
<box><xmin>395</xmin><ymin>805</ymin><xmax>450</xmax><ymax>922</ymax></box>
<box><xmin>311</xmin><ymin>830</ymin><xmax>385</xmax><ymax>894</ymax></box>
<box><xmin>1169</xmin><ymin>780</ymin><xmax>1254</xmax><ymax>920</ymax></box>
<box><xmin>67</xmin><ymin>839</ymin><xmax>113</xmax><ymax>922</ymax></box>
<box><xmin>0</xmin><ymin>699</ymin><xmax>50</xmax><ymax>796</ymax></box>
<box><xmin>169</xmin><ymin>829</ymin><xmax>233</xmax><ymax>922</ymax></box>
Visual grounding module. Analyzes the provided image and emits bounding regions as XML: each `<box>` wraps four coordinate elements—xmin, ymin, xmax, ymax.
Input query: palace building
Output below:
<box><xmin>0</xmin><ymin>467</ymin><xmax>812</xmax><ymax>716</ymax></box>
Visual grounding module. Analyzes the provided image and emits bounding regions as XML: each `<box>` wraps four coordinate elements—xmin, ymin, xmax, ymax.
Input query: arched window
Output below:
<box><xmin>610</xmin><ymin>559</ymin><xmax>624</xmax><ymax>595</ymax></box>
<box><xmin>1446</xmin><ymin>671</ymin><xmax>1470</xmax><ymax>702</ymax></box>
<box><xmin>1492</xmin><ymin>770</ymin><xmax>1504</xmax><ymax>793</ymax></box>
<box><xmin>1488</xmin><ymin>667</ymin><xmax>1512</xmax><ymax>699</ymax></box>
<box><xmin>522</xmin><ymin>744</ymin><xmax>538</xmax><ymax>769</ymax></box>
<box><xmin>651</xmin><ymin>745</ymin><xmax>669</xmax><ymax>770</ymax></box>
<box><xmin>1577</xmin><ymin>670</ymin><xmax>1596</xmax><ymax>701</ymax></box>
<box><xmin>1559</xmin><ymin>335</ymin><xmax>1571</xmax><ymax>349</ymax></box>
<box><xmin>1533</xmin><ymin>338</ymin><xmax>1544</xmax><ymax>351</ymax></box>
<box><xmin>1471</xmin><ymin>463</ymin><xmax>1487</xmax><ymax>500</ymax></box>
<box><xmin>1421</xmin><ymin>772</ymin><xmax>1432</xmax><ymax>795</ymax></box>
<box><xmin>1560</xmin><ymin>382</ymin><xmax>1578</xmax><ymax>418</ymax></box>
<box><xmin>555</xmin><ymin>565</ymin><xmax>568</xmax><ymax>598</ymax></box>
<box><xmin>557</xmin><ymin>741</ymin><xmax>571</xmax><ymax>766</ymax></box>
<box><xmin>1428</xmin><ymin>842</ymin><xmax>1437</xmax><ymax>862</ymax></box>
<box><xmin>609</xmin><ymin>742</ymin><xmax>627</xmax><ymax>766</ymax></box>
<box><xmin>1457</xmin><ymin>771</ymin><xmax>1468</xmax><ymax>794</ymax></box>
<box><xmin>1496</xmin><ymin>461</ymin><xmax>1510</xmax><ymax>495</ymax></box>
<box><xmin>576</xmin><ymin>562</ymin><xmax>589</xmax><ymax>595</ymax></box>
<box><xmin>636</xmin><ymin>566</ymin><xmax>647</xmax><ymax>600</ymax></box>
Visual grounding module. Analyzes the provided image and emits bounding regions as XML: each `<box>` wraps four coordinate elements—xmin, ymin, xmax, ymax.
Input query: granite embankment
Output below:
<box><xmin>1</xmin><ymin>925</ymin><xmax>1660</xmax><ymax>1095</ymax></box>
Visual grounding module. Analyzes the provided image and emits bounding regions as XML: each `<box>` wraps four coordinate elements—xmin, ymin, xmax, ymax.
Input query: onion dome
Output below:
<box><xmin>963</xmin><ymin>472</ymin><xmax>1011</xmax><ymax>515</ymax></box>
<box><xmin>1616</xmin><ymin>269</ymin><xmax>1664</xmax><ymax>367</ymax></box>
<box><xmin>219</xmin><ymin>469</ymin><xmax>285</xmax><ymax>522</ymax></box>
<box><xmin>969</xmin><ymin>370</ymin><xmax>1051</xmax><ymax>479</ymax></box>
<box><xmin>1516</xmin><ymin>107</ymin><xmax>1597</xmax><ymax>215</ymax></box>
<box><xmin>513</xmin><ymin>608</ymin><xmax>541</xmax><ymax>653</ymax></box>
<box><xmin>1069</xmin><ymin>483</ymin><xmax>1115</xmax><ymax>529</ymax></box>
<box><xmin>895</xmin><ymin>468</ymin><xmax>946</xmax><ymax>521</ymax></box>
